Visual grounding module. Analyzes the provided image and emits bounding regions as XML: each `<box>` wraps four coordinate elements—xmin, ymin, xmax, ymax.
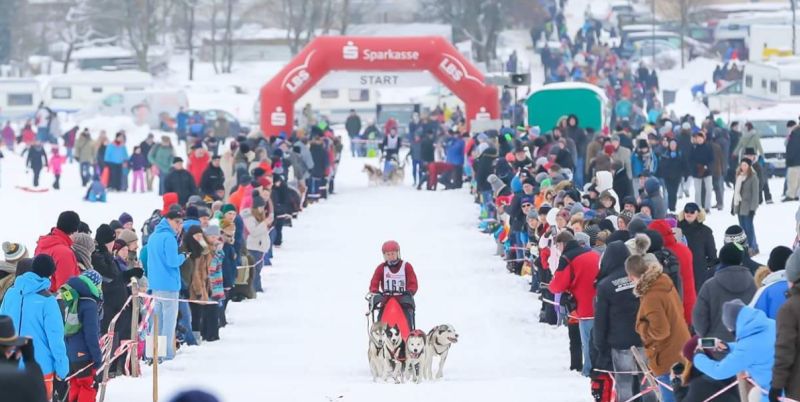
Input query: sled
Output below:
<box><xmin>100</xmin><ymin>166</ymin><xmax>110</xmax><ymax>187</ymax></box>
<box><xmin>630</xmin><ymin>346</ymin><xmax>663</xmax><ymax>402</ymax></box>
<box><xmin>379</xmin><ymin>295</ymin><xmax>412</xmax><ymax>340</ymax></box>
<box><xmin>16</xmin><ymin>185</ymin><xmax>49</xmax><ymax>193</ymax></box>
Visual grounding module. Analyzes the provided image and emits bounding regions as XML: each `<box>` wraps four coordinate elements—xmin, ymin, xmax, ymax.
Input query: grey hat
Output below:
<box><xmin>574</xmin><ymin>232</ymin><xmax>591</xmax><ymax>248</ymax></box>
<box><xmin>786</xmin><ymin>248</ymin><xmax>800</xmax><ymax>284</ymax></box>
<box><xmin>610</xmin><ymin>134</ymin><xmax>621</xmax><ymax>142</ymax></box>
<box><xmin>721</xmin><ymin>299</ymin><xmax>746</xmax><ymax>333</ymax></box>
<box><xmin>204</xmin><ymin>225</ymin><xmax>221</xmax><ymax>237</ymax></box>
<box><xmin>628</xmin><ymin>217</ymin><xmax>648</xmax><ymax>236</ymax></box>
<box><xmin>487</xmin><ymin>174</ymin><xmax>504</xmax><ymax>194</ymax></box>
<box><xmin>187</xmin><ymin>195</ymin><xmax>204</xmax><ymax>207</ymax></box>
<box><xmin>526</xmin><ymin>209</ymin><xmax>539</xmax><ymax>220</ymax></box>
<box><xmin>584</xmin><ymin>224</ymin><xmax>601</xmax><ymax>247</ymax></box>
<box><xmin>535</xmin><ymin>172</ymin><xmax>549</xmax><ymax>183</ymax></box>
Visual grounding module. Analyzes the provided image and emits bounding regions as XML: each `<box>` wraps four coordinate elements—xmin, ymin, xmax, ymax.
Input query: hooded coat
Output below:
<box><xmin>773</xmin><ymin>286</ymin><xmax>800</xmax><ymax>399</ymax></box>
<box><xmin>163</xmin><ymin>167</ymin><xmax>198</xmax><ymax>206</ymax></box>
<box><xmin>751</xmin><ymin>270</ymin><xmax>788</xmax><ymax>319</ymax></box>
<box><xmin>0</xmin><ymin>272</ymin><xmax>69</xmax><ymax>378</ymax></box>
<box><xmin>64</xmin><ymin>275</ymin><xmax>103</xmax><ymax>369</ymax></box>
<box><xmin>548</xmin><ymin>240</ymin><xmax>599</xmax><ymax>319</ymax></box>
<box><xmin>678</xmin><ymin>210</ymin><xmax>717</xmax><ymax>289</ymax></box>
<box><xmin>146</xmin><ymin>218</ymin><xmax>187</xmax><ymax>292</ymax></box>
<box><xmin>693</xmin><ymin>306</ymin><xmax>775</xmax><ymax>402</ymax></box>
<box><xmin>692</xmin><ymin>264</ymin><xmax>756</xmax><ymax>342</ymax></box>
<box><xmin>34</xmin><ymin>228</ymin><xmax>79</xmax><ymax>293</ymax></box>
<box><xmin>593</xmin><ymin>242</ymin><xmax>641</xmax><ymax>356</ymax></box>
<box><xmin>650</xmin><ymin>220</ymin><xmax>697</xmax><ymax>323</ymax></box>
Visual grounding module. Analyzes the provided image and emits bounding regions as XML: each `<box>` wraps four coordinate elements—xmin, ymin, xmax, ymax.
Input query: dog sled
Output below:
<box><xmin>367</xmin><ymin>292</ymin><xmax>413</xmax><ymax>340</ymax></box>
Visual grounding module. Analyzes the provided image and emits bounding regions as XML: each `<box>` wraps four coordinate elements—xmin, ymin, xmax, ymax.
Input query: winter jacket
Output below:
<box><xmin>612</xmin><ymin>146</ymin><xmax>633</xmax><ymax>179</ymax></box>
<box><xmin>139</xmin><ymin>140</ymin><xmax>154</xmax><ymax>168</ymax></box>
<box><xmin>643</xmin><ymin>178</ymin><xmax>667</xmax><ymax>219</ymax></box>
<box><xmin>309</xmin><ymin>141</ymin><xmax>329</xmax><ymax>178</ymax></box>
<box><xmin>221</xmin><ymin>242</ymin><xmax>238</xmax><ymax>288</ymax></box>
<box><xmin>94</xmin><ymin>249</ymin><xmax>136</xmax><ymax>342</ymax></box>
<box><xmin>64</xmin><ymin>275</ymin><xmax>103</xmax><ymax>369</ymax></box>
<box><xmin>188</xmin><ymin>150</ymin><xmax>210</xmax><ymax>185</ymax></box>
<box><xmin>694</xmin><ymin>306</ymin><xmax>775</xmax><ymax>401</ymax></box>
<box><xmin>49</xmin><ymin>153</ymin><xmax>65</xmax><ymax>175</ymax></box>
<box><xmin>593</xmin><ymin>241</ymin><xmax>641</xmax><ymax>355</ymax></box>
<box><xmin>148</xmin><ymin>144</ymin><xmax>175</xmax><ymax>174</ymax></box>
<box><xmin>420</xmin><ymin>137</ymin><xmax>435</xmax><ymax>163</ymax></box>
<box><xmin>74</xmin><ymin>135</ymin><xmax>95</xmax><ymax>164</ymax></box>
<box><xmin>674</xmin><ymin>367</ymin><xmax>739</xmax><ymax>402</ymax></box>
<box><xmin>658</xmin><ymin>150</ymin><xmax>685</xmax><ymax>181</ymax></box>
<box><xmin>369</xmin><ymin>260</ymin><xmax>418</xmax><ymax>295</ymax></box>
<box><xmin>632</xmin><ymin>151</ymin><xmax>658</xmax><ymax>178</ymax></box>
<box><xmin>710</xmin><ymin>142</ymin><xmax>724</xmax><ymax>177</ymax></box>
<box><xmin>473</xmin><ymin>148</ymin><xmax>498</xmax><ymax>192</ymax></box>
<box><xmin>163</xmin><ymin>168</ymin><xmax>198</xmax><ymax>205</ymax></box>
<box><xmin>693</xmin><ymin>264</ymin><xmax>756</xmax><ymax>342</ymax></box>
<box><xmin>566</xmin><ymin>120</ymin><xmax>588</xmax><ymax>159</ymax></box>
<box><xmin>129</xmin><ymin>153</ymin><xmax>147</xmax><ymax>171</ymax></box>
<box><xmin>181</xmin><ymin>252</ymin><xmax>210</xmax><ymax>301</ymax></box>
<box><xmin>689</xmin><ymin>143</ymin><xmax>714</xmax><ymax>178</ymax></box>
<box><xmin>445</xmin><ymin>137</ymin><xmax>465</xmax><ymax>166</ymax></box>
<box><xmin>34</xmin><ymin>228</ymin><xmax>79</xmax><ymax>292</ymax></box>
<box><xmin>241</xmin><ymin>208</ymin><xmax>271</xmax><ymax>252</ymax></box>
<box><xmin>650</xmin><ymin>220</ymin><xmax>697</xmax><ymax>323</ymax></box>
<box><xmin>0</xmin><ymin>272</ymin><xmax>68</xmax><ymax>378</ymax></box>
<box><xmin>548</xmin><ymin>241</ymin><xmax>600</xmax><ymax>319</ymax></box>
<box><xmin>146</xmin><ymin>218</ymin><xmax>187</xmax><ymax>292</ymax></box>
<box><xmin>103</xmin><ymin>141</ymin><xmax>128</xmax><ymax>165</ymax></box>
<box><xmin>25</xmin><ymin>145</ymin><xmax>47</xmax><ymax>170</ymax></box>
<box><xmin>787</xmin><ymin>128</ymin><xmax>800</xmax><ymax>167</ymax></box>
<box><xmin>733</xmin><ymin>129</ymin><xmax>763</xmax><ymax>160</ymax></box>
<box><xmin>345</xmin><ymin>115</ymin><xmax>361</xmax><ymax>138</ymax></box>
<box><xmin>732</xmin><ymin>171</ymin><xmax>759</xmax><ymax>216</ymax></box>
<box><xmin>773</xmin><ymin>286</ymin><xmax>800</xmax><ymax>399</ymax></box>
<box><xmin>635</xmin><ymin>273</ymin><xmax>691</xmax><ymax>376</ymax></box>
<box><xmin>200</xmin><ymin>165</ymin><xmax>225</xmax><ymax>198</ymax></box>
<box><xmin>751</xmin><ymin>270</ymin><xmax>788</xmax><ymax>319</ymax></box>
<box><xmin>678</xmin><ymin>212</ymin><xmax>717</xmax><ymax>290</ymax></box>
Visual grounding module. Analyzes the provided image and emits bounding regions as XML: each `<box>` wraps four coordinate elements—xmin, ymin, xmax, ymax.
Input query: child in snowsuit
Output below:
<box><xmin>49</xmin><ymin>147</ymin><xmax>66</xmax><ymax>190</ymax></box>
<box><xmin>84</xmin><ymin>175</ymin><xmax>107</xmax><ymax>202</ymax></box>
<box><xmin>65</xmin><ymin>270</ymin><xmax>104</xmax><ymax>402</ymax></box>
<box><xmin>129</xmin><ymin>146</ymin><xmax>147</xmax><ymax>193</ymax></box>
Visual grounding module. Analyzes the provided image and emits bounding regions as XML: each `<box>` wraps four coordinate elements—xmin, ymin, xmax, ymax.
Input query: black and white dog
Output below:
<box><xmin>382</xmin><ymin>324</ymin><xmax>405</xmax><ymax>383</ymax></box>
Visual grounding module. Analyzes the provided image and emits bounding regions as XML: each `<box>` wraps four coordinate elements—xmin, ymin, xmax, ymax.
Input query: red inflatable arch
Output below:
<box><xmin>259</xmin><ymin>36</ymin><xmax>499</xmax><ymax>136</ymax></box>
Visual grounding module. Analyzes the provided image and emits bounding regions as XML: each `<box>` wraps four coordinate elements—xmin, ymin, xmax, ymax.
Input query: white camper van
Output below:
<box><xmin>87</xmin><ymin>89</ymin><xmax>189</xmax><ymax>130</ymax></box>
<box><xmin>0</xmin><ymin>78</ymin><xmax>42</xmax><ymax>120</ymax></box>
<box><xmin>44</xmin><ymin>70</ymin><xmax>153</xmax><ymax>112</ymax></box>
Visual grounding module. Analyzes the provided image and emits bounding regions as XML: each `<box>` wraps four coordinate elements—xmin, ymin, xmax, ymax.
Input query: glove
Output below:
<box><xmin>768</xmin><ymin>388</ymin><xmax>782</xmax><ymax>402</ymax></box>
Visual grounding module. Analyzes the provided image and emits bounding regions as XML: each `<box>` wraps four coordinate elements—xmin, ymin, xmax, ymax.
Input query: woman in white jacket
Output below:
<box><xmin>241</xmin><ymin>189</ymin><xmax>273</xmax><ymax>293</ymax></box>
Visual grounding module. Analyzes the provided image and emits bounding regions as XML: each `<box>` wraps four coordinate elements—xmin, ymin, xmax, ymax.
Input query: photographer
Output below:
<box><xmin>0</xmin><ymin>315</ymin><xmax>47</xmax><ymax>402</ymax></box>
<box><xmin>670</xmin><ymin>336</ymin><xmax>738</xmax><ymax>402</ymax></box>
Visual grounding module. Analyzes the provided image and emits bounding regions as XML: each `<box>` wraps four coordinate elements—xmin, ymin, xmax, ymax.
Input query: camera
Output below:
<box><xmin>700</xmin><ymin>337</ymin><xmax>719</xmax><ymax>350</ymax></box>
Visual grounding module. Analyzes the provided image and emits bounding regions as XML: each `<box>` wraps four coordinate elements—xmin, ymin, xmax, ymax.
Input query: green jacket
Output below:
<box><xmin>148</xmin><ymin>144</ymin><xmax>175</xmax><ymax>174</ymax></box>
<box><xmin>74</xmin><ymin>135</ymin><xmax>95</xmax><ymax>164</ymax></box>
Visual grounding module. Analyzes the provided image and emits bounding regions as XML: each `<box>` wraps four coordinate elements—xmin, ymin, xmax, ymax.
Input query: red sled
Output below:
<box><xmin>380</xmin><ymin>295</ymin><xmax>411</xmax><ymax>340</ymax></box>
<box><xmin>16</xmin><ymin>186</ymin><xmax>49</xmax><ymax>193</ymax></box>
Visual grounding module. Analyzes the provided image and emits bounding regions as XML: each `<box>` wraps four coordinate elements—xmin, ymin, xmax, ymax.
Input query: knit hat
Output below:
<box><xmin>722</xmin><ymin>299</ymin><xmax>746</xmax><ymax>333</ymax></box>
<box><xmin>221</xmin><ymin>204</ymin><xmax>237</xmax><ymax>215</ymax></box>
<box><xmin>603</xmin><ymin>143</ymin><xmax>615</xmax><ymax>155</ymax></box>
<box><xmin>187</xmin><ymin>195</ymin><xmax>204</xmax><ymax>207</ymax></box>
<box><xmin>71</xmin><ymin>233</ymin><xmax>95</xmax><ymax>267</ymax></box>
<box><xmin>169</xmin><ymin>390</ymin><xmax>220</xmax><ymax>402</ymax></box>
<box><xmin>683</xmin><ymin>202</ymin><xmax>700</xmax><ymax>213</ymax></box>
<box><xmin>606</xmin><ymin>229</ymin><xmax>630</xmax><ymax>243</ymax></box>
<box><xmin>32</xmin><ymin>254</ymin><xmax>56</xmax><ymax>278</ymax></box>
<box><xmin>198</xmin><ymin>207</ymin><xmax>211</xmax><ymax>218</ymax></box>
<box><xmin>165</xmin><ymin>205</ymin><xmax>185</xmax><ymax>220</ymax></box>
<box><xmin>681</xmin><ymin>121</ymin><xmax>691</xmax><ymax>131</ymax></box>
<box><xmin>81</xmin><ymin>269</ymin><xmax>103</xmax><ymax>287</ymax></box>
<box><xmin>112</xmin><ymin>239</ymin><xmax>128</xmax><ymax>253</ymax></box>
<box><xmin>95</xmin><ymin>224</ymin><xmax>116</xmax><ymax>245</ymax></box>
<box><xmin>622</xmin><ymin>196</ymin><xmax>637</xmax><ymax>208</ymax></box>
<box><xmin>719</xmin><ymin>242</ymin><xmax>745</xmax><ymax>266</ymax></box>
<box><xmin>252</xmin><ymin>190</ymin><xmax>266</xmax><ymax>209</ymax></box>
<box><xmin>682</xmin><ymin>335</ymin><xmax>701</xmax><ymax>361</ymax></box>
<box><xmin>186</xmin><ymin>206</ymin><xmax>199</xmax><ymax>220</ymax></box>
<box><xmin>118</xmin><ymin>229</ymin><xmax>138</xmax><ymax>245</ymax></box>
<box><xmin>2</xmin><ymin>242</ymin><xmax>27</xmax><ymax>263</ymax></box>
<box><xmin>574</xmin><ymin>232</ymin><xmax>591</xmax><ymax>248</ymax></box>
<box><xmin>204</xmin><ymin>225</ymin><xmax>221</xmax><ymax>237</ymax></box>
<box><xmin>109</xmin><ymin>220</ymin><xmax>123</xmax><ymax>232</ymax></box>
<box><xmin>768</xmin><ymin>246</ymin><xmax>794</xmax><ymax>272</ymax></box>
<box><xmin>627</xmin><ymin>216</ymin><xmax>648</xmax><ymax>236</ymax></box>
<box><xmin>785</xmin><ymin>248</ymin><xmax>800</xmax><ymax>283</ymax></box>
<box><xmin>476</xmin><ymin>142</ymin><xmax>489</xmax><ymax>156</ymax></box>
<box><xmin>173</xmin><ymin>157</ymin><xmax>184</xmax><ymax>164</ymax></box>
<box><xmin>118</xmin><ymin>212</ymin><xmax>133</xmax><ymax>226</ymax></box>
<box><xmin>598</xmin><ymin>217</ymin><xmax>617</xmax><ymax>232</ymax></box>
<box><xmin>743</xmin><ymin>147</ymin><xmax>757</xmax><ymax>156</ymax></box>
<box><xmin>584</xmin><ymin>225</ymin><xmax>600</xmax><ymax>247</ymax></box>
<box><xmin>618</xmin><ymin>210</ymin><xmax>634</xmax><ymax>225</ymax></box>
<box><xmin>526</xmin><ymin>208</ymin><xmax>539</xmax><ymax>220</ymax></box>
<box><xmin>724</xmin><ymin>225</ymin><xmax>747</xmax><ymax>246</ymax></box>
<box><xmin>520</xmin><ymin>195</ymin><xmax>534</xmax><ymax>206</ymax></box>
<box><xmin>57</xmin><ymin>211</ymin><xmax>81</xmax><ymax>234</ymax></box>
<box><xmin>487</xmin><ymin>174</ymin><xmax>504</xmax><ymax>194</ymax></box>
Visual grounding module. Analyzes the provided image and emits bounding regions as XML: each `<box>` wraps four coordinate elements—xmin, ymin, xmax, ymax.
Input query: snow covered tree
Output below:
<box><xmin>655</xmin><ymin>0</ymin><xmax>711</xmax><ymax>68</ymax></box>
<box><xmin>123</xmin><ymin>0</ymin><xmax>158</xmax><ymax>71</ymax></box>
<box><xmin>418</xmin><ymin>0</ymin><xmax>504</xmax><ymax>63</ymax></box>
<box><xmin>59</xmin><ymin>0</ymin><xmax>117</xmax><ymax>73</ymax></box>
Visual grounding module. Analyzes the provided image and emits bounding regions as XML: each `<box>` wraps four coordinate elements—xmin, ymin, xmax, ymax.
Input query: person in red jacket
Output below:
<box><xmin>187</xmin><ymin>144</ymin><xmax>210</xmax><ymax>186</ymax></box>
<box><xmin>34</xmin><ymin>210</ymin><xmax>81</xmax><ymax>292</ymax></box>
<box><xmin>369</xmin><ymin>240</ymin><xmax>418</xmax><ymax>329</ymax></box>
<box><xmin>549</xmin><ymin>230</ymin><xmax>600</xmax><ymax>377</ymax></box>
<box><xmin>649</xmin><ymin>219</ymin><xmax>697</xmax><ymax>325</ymax></box>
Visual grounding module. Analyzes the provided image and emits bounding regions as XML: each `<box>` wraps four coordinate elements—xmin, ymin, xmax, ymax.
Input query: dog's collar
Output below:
<box><xmin>432</xmin><ymin>337</ymin><xmax>449</xmax><ymax>355</ymax></box>
<box><xmin>385</xmin><ymin>342</ymin><xmax>405</xmax><ymax>361</ymax></box>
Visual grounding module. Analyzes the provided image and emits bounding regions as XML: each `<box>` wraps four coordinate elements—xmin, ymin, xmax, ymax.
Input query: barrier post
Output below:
<box><xmin>153</xmin><ymin>313</ymin><xmax>159</xmax><ymax>402</ymax></box>
<box><xmin>130</xmin><ymin>278</ymin><xmax>140</xmax><ymax>377</ymax></box>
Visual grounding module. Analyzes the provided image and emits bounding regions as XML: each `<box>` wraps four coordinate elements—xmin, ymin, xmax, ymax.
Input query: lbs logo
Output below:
<box><xmin>342</xmin><ymin>41</ymin><xmax>358</xmax><ymax>60</ymax></box>
<box><xmin>439</xmin><ymin>58</ymin><xmax>463</xmax><ymax>82</ymax></box>
<box><xmin>282</xmin><ymin>50</ymin><xmax>316</xmax><ymax>94</ymax></box>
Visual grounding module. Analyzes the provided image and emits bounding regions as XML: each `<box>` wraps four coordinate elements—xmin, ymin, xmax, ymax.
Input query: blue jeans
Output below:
<box><xmin>151</xmin><ymin>290</ymin><xmax>180</xmax><ymax>360</ymax></box>
<box><xmin>578</xmin><ymin>319</ymin><xmax>594</xmax><ymax>377</ymax></box>
<box><xmin>178</xmin><ymin>301</ymin><xmax>197</xmax><ymax>346</ymax></box>
<box><xmin>575</xmin><ymin>157</ymin><xmax>585</xmax><ymax>188</ymax></box>
<box><xmin>412</xmin><ymin>159</ymin><xmax>422</xmax><ymax>185</ymax></box>
<box><xmin>656</xmin><ymin>373</ymin><xmax>675</xmax><ymax>402</ymax></box>
<box><xmin>480</xmin><ymin>191</ymin><xmax>494</xmax><ymax>220</ymax></box>
<box><xmin>79</xmin><ymin>162</ymin><xmax>92</xmax><ymax>186</ymax></box>
<box><xmin>249</xmin><ymin>250</ymin><xmax>265</xmax><ymax>292</ymax></box>
<box><xmin>738</xmin><ymin>213</ymin><xmax>759</xmax><ymax>251</ymax></box>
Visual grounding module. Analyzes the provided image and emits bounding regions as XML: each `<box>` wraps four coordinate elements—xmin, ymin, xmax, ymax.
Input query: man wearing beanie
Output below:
<box><xmin>163</xmin><ymin>156</ymin><xmax>198</xmax><ymax>205</ymax></box>
<box><xmin>773</xmin><ymin>248</ymin><xmax>800</xmax><ymax>401</ymax></box>
<box><xmin>0</xmin><ymin>254</ymin><xmax>68</xmax><ymax>399</ymax></box>
<box><xmin>693</xmin><ymin>243</ymin><xmax>756</xmax><ymax>345</ymax></box>
<box><xmin>751</xmin><ymin>246</ymin><xmax>794</xmax><ymax>319</ymax></box>
<box><xmin>34</xmin><ymin>211</ymin><xmax>81</xmax><ymax>292</ymax></box>
<box><xmin>693</xmin><ymin>299</ymin><xmax>775</xmax><ymax>402</ymax></box>
<box><xmin>723</xmin><ymin>225</ymin><xmax>762</xmax><ymax>273</ymax></box>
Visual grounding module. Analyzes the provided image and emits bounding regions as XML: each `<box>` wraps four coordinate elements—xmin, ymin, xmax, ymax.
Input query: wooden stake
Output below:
<box><xmin>153</xmin><ymin>313</ymin><xmax>159</xmax><ymax>402</ymax></box>
<box><xmin>130</xmin><ymin>278</ymin><xmax>140</xmax><ymax>377</ymax></box>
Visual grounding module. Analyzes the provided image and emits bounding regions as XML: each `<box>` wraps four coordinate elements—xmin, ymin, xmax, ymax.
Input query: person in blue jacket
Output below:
<box><xmin>65</xmin><ymin>270</ymin><xmax>103</xmax><ymax>401</ymax></box>
<box><xmin>176</xmin><ymin>107</ymin><xmax>189</xmax><ymax>144</ymax></box>
<box><xmin>751</xmin><ymin>246</ymin><xmax>793</xmax><ymax>319</ymax></box>
<box><xmin>0</xmin><ymin>255</ymin><xmax>68</xmax><ymax>398</ymax></box>
<box><xmin>693</xmin><ymin>299</ymin><xmax>775</xmax><ymax>402</ymax></box>
<box><xmin>444</xmin><ymin>130</ymin><xmax>466</xmax><ymax>189</ymax></box>
<box><xmin>103</xmin><ymin>132</ymin><xmax>129</xmax><ymax>191</ymax></box>
<box><xmin>146</xmin><ymin>206</ymin><xmax>187</xmax><ymax>360</ymax></box>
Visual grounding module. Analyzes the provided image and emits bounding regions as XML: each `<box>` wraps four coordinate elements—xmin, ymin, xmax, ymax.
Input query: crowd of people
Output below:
<box><xmin>0</xmin><ymin>118</ymin><xmax>345</xmax><ymax>402</ymax></box>
<box><xmin>464</xmin><ymin>110</ymin><xmax>800</xmax><ymax>401</ymax></box>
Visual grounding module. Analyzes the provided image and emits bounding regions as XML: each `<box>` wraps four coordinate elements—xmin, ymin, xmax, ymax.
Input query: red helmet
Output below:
<box><xmin>381</xmin><ymin>240</ymin><xmax>400</xmax><ymax>253</ymax></box>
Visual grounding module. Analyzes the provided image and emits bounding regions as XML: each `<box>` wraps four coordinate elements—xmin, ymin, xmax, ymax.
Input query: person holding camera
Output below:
<box><xmin>669</xmin><ymin>336</ymin><xmax>738</xmax><ymax>402</ymax></box>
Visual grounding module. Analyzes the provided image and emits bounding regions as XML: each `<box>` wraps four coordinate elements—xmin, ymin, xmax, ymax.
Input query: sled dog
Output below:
<box><xmin>404</xmin><ymin>330</ymin><xmax>427</xmax><ymax>383</ymax></box>
<box><xmin>386</xmin><ymin>159</ymin><xmax>406</xmax><ymax>185</ymax></box>
<box><xmin>368</xmin><ymin>321</ymin><xmax>388</xmax><ymax>381</ymax></box>
<box><xmin>382</xmin><ymin>324</ymin><xmax>405</xmax><ymax>383</ymax></box>
<box><xmin>363</xmin><ymin>164</ymin><xmax>383</xmax><ymax>186</ymax></box>
<box><xmin>422</xmin><ymin>324</ymin><xmax>459</xmax><ymax>380</ymax></box>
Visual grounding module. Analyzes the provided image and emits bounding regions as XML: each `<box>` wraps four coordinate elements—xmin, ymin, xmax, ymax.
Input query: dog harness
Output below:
<box><xmin>382</xmin><ymin>262</ymin><xmax>408</xmax><ymax>294</ymax></box>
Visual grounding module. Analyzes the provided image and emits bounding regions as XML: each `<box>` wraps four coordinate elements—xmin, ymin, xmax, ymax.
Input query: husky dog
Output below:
<box><xmin>363</xmin><ymin>164</ymin><xmax>383</xmax><ymax>186</ymax></box>
<box><xmin>382</xmin><ymin>324</ymin><xmax>405</xmax><ymax>383</ymax></box>
<box><xmin>404</xmin><ymin>330</ymin><xmax>427</xmax><ymax>383</ymax></box>
<box><xmin>422</xmin><ymin>324</ymin><xmax>459</xmax><ymax>380</ymax></box>
<box><xmin>386</xmin><ymin>159</ymin><xmax>406</xmax><ymax>185</ymax></box>
<box><xmin>368</xmin><ymin>321</ymin><xmax>388</xmax><ymax>381</ymax></box>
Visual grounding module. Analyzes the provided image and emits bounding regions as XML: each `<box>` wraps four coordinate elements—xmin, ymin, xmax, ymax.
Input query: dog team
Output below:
<box><xmin>368</xmin><ymin>322</ymin><xmax>459</xmax><ymax>383</ymax></box>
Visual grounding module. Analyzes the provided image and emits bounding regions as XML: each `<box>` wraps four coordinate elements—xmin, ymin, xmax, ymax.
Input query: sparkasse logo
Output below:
<box><xmin>362</xmin><ymin>49</ymin><xmax>420</xmax><ymax>62</ymax></box>
<box><xmin>343</xmin><ymin>41</ymin><xmax>359</xmax><ymax>60</ymax></box>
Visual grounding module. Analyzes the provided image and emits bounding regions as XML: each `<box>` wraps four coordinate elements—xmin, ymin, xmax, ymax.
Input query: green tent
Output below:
<box><xmin>526</xmin><ymin>83</ymin><xmax>608</xmax><ymax>132</ymax></box>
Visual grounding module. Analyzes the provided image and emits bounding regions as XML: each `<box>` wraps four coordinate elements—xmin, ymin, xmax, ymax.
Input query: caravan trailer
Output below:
<box><xmin>44</xmin><ymin>70</ymin><xmax>153</xmax><ymax>112</ymax></box>
<box><xmin>0</xmin><ymin>78</ymin><xmax>42</xmax><ymax>121</ymax></box>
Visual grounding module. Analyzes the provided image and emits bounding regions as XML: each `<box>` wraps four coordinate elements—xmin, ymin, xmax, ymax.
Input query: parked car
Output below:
<box><xmin>186</xmin><ymin>109</ymin><xmax>249</xmax><ymax>138</ymax></box>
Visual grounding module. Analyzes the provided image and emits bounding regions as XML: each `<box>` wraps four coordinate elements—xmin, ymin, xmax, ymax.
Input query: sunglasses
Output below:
<box><xmin>684</xmin><ymin>210</ymin><xmax>698</xmax><ymax>214</ymax></box>
<box><xmin>522</xmin><ymin>203</ymin><xmax>533</xmax><ymax>208</ymax></box>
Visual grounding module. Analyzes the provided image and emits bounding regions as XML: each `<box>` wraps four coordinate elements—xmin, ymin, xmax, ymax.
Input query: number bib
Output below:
<box><xmin>383</xmin><ymin>263</ymin><xmax>407</xmax><ymax>294</ymax></box>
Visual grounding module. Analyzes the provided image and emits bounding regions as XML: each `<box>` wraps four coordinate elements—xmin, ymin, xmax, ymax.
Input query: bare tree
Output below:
<box><xmin>179</xmin><ymin>0</ymin><xmax>198</xmax><ymax>80</ymax></box>
<box><xmin>418</xmin><ymin>0</ymin><xmax>504</xmax><ymax>62</ymax></box>
<box><xmin>656</xmin><ymin>0</ymin><xmax>710</xmax><ymax>68</ymax></box>
<box><xmin>222</xmin><ymin>0</ymin><xmax>235</xmax><ymax>73</ymax></box>
<box><xmin>59</xmin><ymin>0</ymin><xmax>117</xmax><ymax>73</ymax></box>
<box><xmin>123</xmin><ymin>0</ymin><xmax>158</xmax><ymax>71</ymax></box>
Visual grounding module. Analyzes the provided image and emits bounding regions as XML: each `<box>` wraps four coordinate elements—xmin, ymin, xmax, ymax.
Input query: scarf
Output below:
<box><xmin>733</xmin><ymin>174</ymin><xmax>745</xmax><ymax>207</ymax></box>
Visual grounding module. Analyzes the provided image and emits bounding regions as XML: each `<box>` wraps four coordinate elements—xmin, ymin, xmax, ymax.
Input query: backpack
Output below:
<box><xmin>57</xmin><ymin>276</ymin><xmax>100</xmax><ymax>336</ymax></box>
<box><xmin>141</xmin><ymin>209</ymin><xmax>163</xmax><ymax>245</ymax></box>
<box><xmin>653</xmin><ymin>248</ymin><xmax>683</xmax><ymax>299</ymax></box>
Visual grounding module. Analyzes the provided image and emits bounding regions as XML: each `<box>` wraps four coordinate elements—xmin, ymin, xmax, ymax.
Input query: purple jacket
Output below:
<box><xmin>129</xmin><ymin>153</ymin><xmax>147</xmax><ymax>171</ymax></box>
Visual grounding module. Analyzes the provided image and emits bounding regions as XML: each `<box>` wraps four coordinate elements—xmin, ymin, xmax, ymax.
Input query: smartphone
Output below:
<box><xmin>699</xmin><ymin>337</ymin><xmax>718</xmax><ymax>349</ymax></box>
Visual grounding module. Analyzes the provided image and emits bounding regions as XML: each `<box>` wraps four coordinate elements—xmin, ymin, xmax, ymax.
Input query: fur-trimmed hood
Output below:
<box><xmin>678</xmin><ymin>208</ymin><xmax>707</xmax><ymax>223</ymax></box>
<box><xmin>634</xmin><ymin>264</ymin><xmax>666</xmax><ymax>297</ymax></box>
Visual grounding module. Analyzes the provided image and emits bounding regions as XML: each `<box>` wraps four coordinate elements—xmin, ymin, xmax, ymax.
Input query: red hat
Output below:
<box><xmin>162</xmin><ymin>192</ymin><xmax>179</xmax><ymax>216</ymax></box>
<box><xmin>603</xmin><ymin>144</ymin><xmax>615</xmax><ymax>156</ymax></box>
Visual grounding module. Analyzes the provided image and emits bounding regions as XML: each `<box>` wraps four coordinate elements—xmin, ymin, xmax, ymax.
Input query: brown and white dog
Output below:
<box><xmin>362</xmin><ymin>164</ymin><xmax>384</xmax><ymax>186</ymax></box>
<box><xmin>404</xmin><ymin>329</ymin><xmax>427</xmax><ymax>383</ymax></box>
<box><xmin>422</xmin><ymin>324</ymin><xmax>459</xmax><ymax>380</ymax></box>
<box><xmin>382</xmin><ymin>324</ymin><xmax>405</xmax><ymax>383</ymax></box>
<box><xmin>367</xmin><ymin>321</ymin><xmax>387</xmax><ymax>382</ymax></box>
